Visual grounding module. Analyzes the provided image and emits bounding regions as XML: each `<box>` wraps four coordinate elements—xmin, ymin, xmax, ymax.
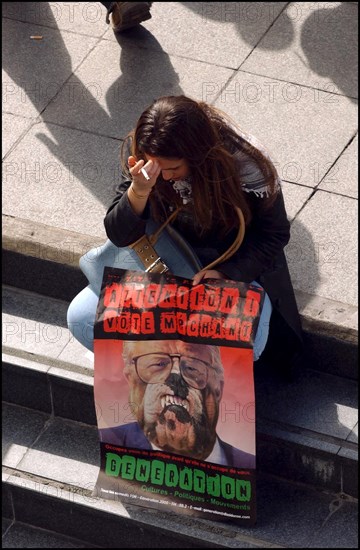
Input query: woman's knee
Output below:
<box><xmin>252</xmin><ymin>284</ymin><xmax>272</xmax><ymax>361</ymax></box>
<box><xmin>67</xmin><ymin>286</ymin><xmax>98</xmax><ymax>351</ymax></box>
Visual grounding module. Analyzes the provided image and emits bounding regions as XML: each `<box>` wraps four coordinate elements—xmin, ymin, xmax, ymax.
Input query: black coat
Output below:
<box><xmin>104</xmin><ymin>179</ymin><xmax>303</xmax><ymax>372</ymax></box>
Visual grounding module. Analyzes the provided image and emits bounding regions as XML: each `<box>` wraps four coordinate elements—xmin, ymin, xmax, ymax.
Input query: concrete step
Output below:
<box><xmin>2</xmin><ymin>285</ymin><xmax>358</xmax><ymax>499</ymax></box>
<box><xmin>2</xmin><ymin>519</ymin><xmax>99</xmax><ymax>548</ymax></box>
<box><xmin>2</xmin><ymin>215</ymin><xmax>358</xmax><ymax>380</ymax></box>
<box><xmin>2</xmin><ymin>402</ymin><xmax>358</xmax><ymax>549</ymax></box>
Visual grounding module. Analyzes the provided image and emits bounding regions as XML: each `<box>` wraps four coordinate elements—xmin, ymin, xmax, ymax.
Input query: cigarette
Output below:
<box><xmin>30</xmin><ymin>35</ymin><xmax>43</xmax><ymax>40</ymax></box>
<box><xmin>140</xmin><ymin>167</ymin><xmax>150</xmax><ymax>181</ymax></box>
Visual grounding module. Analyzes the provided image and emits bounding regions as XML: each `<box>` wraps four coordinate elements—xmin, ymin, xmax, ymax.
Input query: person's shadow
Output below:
<box><xmin>2</xmin><ymin>2</ymin><xmax>184</xmax><ymax>209</ymax></box>
<box><xmin>299</xmin><ymin>2</ymin><xmax>358</xmax><ymax>102</ymax></box>
<box><xmin>181</xmin><ymin>2</ymin><xmax>358</xmax><ymax>101</ymax></box>
<box><xmin>180</xmin><ymin>2</ymin><xmax>295</xmax><ymax>51</ymax></box>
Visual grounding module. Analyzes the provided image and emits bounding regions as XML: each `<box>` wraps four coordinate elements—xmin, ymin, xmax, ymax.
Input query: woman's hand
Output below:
<box><xmin>128</xmin><ymin>156</ymin><xmax>161</xmax><ymax>196</ymax></box>
<box><xmin>192</xmin><ymin>270</ymin><xmax>227</xmax><ymax>286</ymax></box>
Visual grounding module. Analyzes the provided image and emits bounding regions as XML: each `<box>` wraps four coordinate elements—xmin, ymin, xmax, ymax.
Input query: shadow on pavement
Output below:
<box><xmin>181</xmin><ymin>2</ymin><xmax>358</xmax><ymax>100</ymax></box>
<box><xmin>2</xmin><ymin>2</ymin><xmax>184</xmax><ymax>206</ymax></box>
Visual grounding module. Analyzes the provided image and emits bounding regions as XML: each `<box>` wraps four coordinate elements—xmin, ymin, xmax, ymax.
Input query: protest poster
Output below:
<box><xmin>93</xmin><ymin>267</ymin><xmax>264</xmax><ymax>525</ymax></box>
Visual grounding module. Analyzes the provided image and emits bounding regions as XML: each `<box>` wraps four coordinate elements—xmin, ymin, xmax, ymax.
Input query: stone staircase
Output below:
<box><xmin>2</xmin><ymin>222</ymin><xmax>358</xmax><ymax>548</ymax></box>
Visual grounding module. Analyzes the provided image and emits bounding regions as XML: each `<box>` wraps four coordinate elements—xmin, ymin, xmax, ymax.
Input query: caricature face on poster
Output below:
<box><xmin>93</xmin><ymin>267</ymin><xmax>264</xmax><ymax>525</ymax></box>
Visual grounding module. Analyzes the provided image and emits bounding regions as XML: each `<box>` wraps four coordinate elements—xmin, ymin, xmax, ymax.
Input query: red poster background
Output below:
<box><xmin>94</xmin><ymin>339</ymin><xmax>255</xmax><ymax>460</ymax></box>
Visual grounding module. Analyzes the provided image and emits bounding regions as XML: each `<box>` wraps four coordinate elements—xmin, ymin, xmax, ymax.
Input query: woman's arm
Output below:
<box><xmin>103</xmin><ymin>180</ymin><xmax>150</xmax><ymax>247</ymax></box>
<box><xmin>104</xmin><ymin>157</ymin><xmax>161</xmax><ymax>247</ymax></box>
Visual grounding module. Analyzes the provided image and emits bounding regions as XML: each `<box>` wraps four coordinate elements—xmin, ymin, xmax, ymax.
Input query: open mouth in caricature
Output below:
<box><xmin>145</xmin><ymin>386</ymin><xmax>206</xmax><ymax>452</ymax></box>
<box><xmin>160</xmin><ymin>394</ymin><xmax>190</xmax><ymax>413</ymax></box>
<box><xmin>152</xmin><ymin>392</ymin><xmax>195</xmax><ymax>450</ymax></box>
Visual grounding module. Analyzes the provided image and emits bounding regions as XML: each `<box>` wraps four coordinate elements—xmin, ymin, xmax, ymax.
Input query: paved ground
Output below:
<box><xmin>2</xmin><ymin>2</ymin><xmax>358</xmax><ymax>329</ymax></box>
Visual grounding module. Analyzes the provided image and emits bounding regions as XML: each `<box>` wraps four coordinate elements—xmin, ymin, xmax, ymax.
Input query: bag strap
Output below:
<box><xmin>202</xmin><ymin>207</ymin><xmax>245</xmax><ymax>271</ymax></box>
<box><xmin>148</xmin><ymin>206</ymin><xmax>245</xmax><ymax>272</ymax></box>
<box><xmin>148</xmin><ymin>208</ymin><xmax>181</xmax><ymax>244</ymax></box>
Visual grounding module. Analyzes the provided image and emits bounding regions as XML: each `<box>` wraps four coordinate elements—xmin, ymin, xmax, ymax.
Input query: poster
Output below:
<box><xmin>93</xmin><ymin>267</ymin><xmax>264</xmax><ymax>525</ymax></box>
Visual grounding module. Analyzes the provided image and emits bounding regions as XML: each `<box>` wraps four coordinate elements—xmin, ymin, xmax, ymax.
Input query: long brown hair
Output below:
<box><xmin>121</xmin><ymin>95</ymin><xmax>279</xmax><ymax>234</ymax></box>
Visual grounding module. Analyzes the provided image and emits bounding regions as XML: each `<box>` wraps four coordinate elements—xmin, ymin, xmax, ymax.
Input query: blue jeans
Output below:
<box><xmin>67</xmin><ymin>282</ymin><xmax>272</xmax><ymax>361</ymax></box>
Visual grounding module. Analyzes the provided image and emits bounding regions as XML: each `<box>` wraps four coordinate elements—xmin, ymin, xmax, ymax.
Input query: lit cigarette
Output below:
<box><xmin>140</xmin><ymin>167</ymin><xmax>150</xmax><ymax>181</ymax></box>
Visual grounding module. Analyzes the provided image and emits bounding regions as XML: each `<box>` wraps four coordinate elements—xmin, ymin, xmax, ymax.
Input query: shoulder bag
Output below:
<box><xmin>67</xmin><ymin>207</ymin><xmax>245</xmax><ymax>350</ymax></box>
<box><xmin>80</xmin><ymin>207</ymin><xmax>245</xmax><ymax>296</ymax></box>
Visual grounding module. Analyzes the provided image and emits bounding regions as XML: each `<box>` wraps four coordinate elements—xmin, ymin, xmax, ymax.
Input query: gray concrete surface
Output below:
<box><xmin>2</xmin><ymin>2</ymin><xmax>358</xmax><ymax>342</ymax></box>
<box><xmin>2</xmin><ymin>402</ymin><xmax>358</xmax><ymax>548</ymax></box>
<box><xmin>2</xmin><ymin>520</ymin><xmax>94</xmax><ymax>549</ymax></box>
